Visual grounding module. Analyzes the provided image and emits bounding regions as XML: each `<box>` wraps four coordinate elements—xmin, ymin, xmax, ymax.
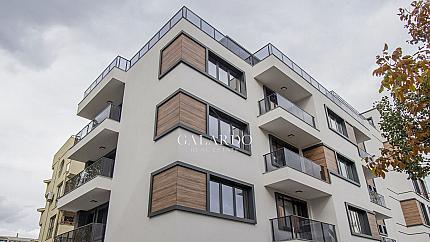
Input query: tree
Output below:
<box><xmin>368</xmin><ymin>0</ymin><xmax>430</xmax><ymax>179</ymax></box>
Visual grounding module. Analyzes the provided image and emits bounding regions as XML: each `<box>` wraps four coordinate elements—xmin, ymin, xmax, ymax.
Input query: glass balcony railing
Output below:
<box><xmin>75</xmin><ymin>104</ymin><xmax>121</xmax><ymax>144</ymax></box>
<box><xmin>368</xmin><ymin>188</ymin><xmax>386</xmax><ymax>207</ymax></box>
<box><xmin>381</xmin><ymin>237</ymin><xmax>396</xmax><ymax>242</ymax></box>
<box><xmin>258</xmin><ymin>93</ymin><xmax>316</xmax><ymax>128</ymax></box>
<box><xmin>264</xmin><ymin>148</ymin><xmax>328</xmax><ymax>182</ymax></box>
<box><xmin>61</xmin><ymin>157</ymin><xmax>114</xmax><ymax>197</ymax></box>
<box><xmin>270</xmin><ymin>215</ymin><xmax>337</xmax><ymax>242</ymax></box>
<box><xmin>358</xmin><ymin>147</ymin><xmax>373</xmax><ymax>160</ymax></box>
<box><xmin>83</xmin><ymin>56</ymin><xmax>130</xmax><ymax>98</ymax></box>
<box><xmin>54</xmin><ymin>223</ymin><xmax>106</xmax><ymax>242</ymax></box>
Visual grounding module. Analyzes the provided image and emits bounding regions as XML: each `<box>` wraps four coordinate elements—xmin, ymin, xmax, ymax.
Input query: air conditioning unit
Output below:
<box><xmin>46</xmin><ymin>192</ymin><xmax>54</xmax><ymax>202</ymax></box>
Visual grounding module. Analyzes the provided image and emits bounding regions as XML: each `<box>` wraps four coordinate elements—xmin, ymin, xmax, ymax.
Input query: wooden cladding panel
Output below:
<box><xmin>151</xmin><ymin>167</ymin><xmax>178</xmax><ymax>212</ymax></box>
<box><xmin>401</xmin><ymin>199</ymin><xmax>425</xmax><ymax>226</ymax></box>
<box><xmin>156</xmin><ymin>92</ymin><xmax>207</xmax><ymax>137</ymax></box>
<box><xmin>151</xmin><ymin>165</ymin><xmax>207</xmax><ymax>214</ymax></box>
<box><xmin>367</xmin><ymin>212</ymin><xmax>380</xmax><ymax>240</ymax></box>
<box><xmin>176</xmin><ymin>166</ymin><xmax>207</xmax><ymax>210</ymax></box>
<box><xmin>303</xmin><ymin>145</ymin><xmax>337</xmax><ymax>180</ymax></box>
<box><xmin>345</xmin><ymin>122</ymin><xmax>357</xmax><ymax>144</ymax></box>
<box><xmin>160</xmin><ymin>34</ymin><xmax>206</xmax><ymax>76</ymax></box>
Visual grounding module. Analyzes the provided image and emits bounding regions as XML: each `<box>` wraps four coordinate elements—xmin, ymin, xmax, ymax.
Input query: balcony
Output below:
<box><xmin>263</xmin><ymin>148</ymin><xmax>331</xmax><ymax>200</ymax></box>
<box><xmin>62</xmin><ymin>157</ymin><xmax>114</xmax><ymax>197</ymax></box>
<box><xmin>264</xmin><ymin>148</ymin><xmax>327</xmax><ymax>182</ymax></box>
<box><xmin>270</xmin><ymin>215</ymin><xmax>337</xmax><ymax>242</ymax></box>
<box><xmin>78</xmin><ymin>56</ymin><xmax>128</xmax><ymax>120</ymax></box>
<box><xmin>66</xmin><ymin>104</ymin><xmax>121</xmax><ymax>162</ymax></box>
<box><xmin>369</xmin><ymin>189</ymin><xmax>386</xmax><ymax>207</ymax></box>
<box><xmin>257</xmin><ymin>95</ymin><xmax>320</xmax><ymax>148</ymax></box>
<box><xmin>54</xmin><ymin>223</ymin><xmax>105</xmax><ymax>242</ymax></box>
<box><xmin>381</xmin><ymin>237</ymin><xmax>396</xmax><ymax>242</ymax></box>
<box><xmin>57</xmin><ymin>158</ymin><xmax>113</xmax><ymax>212</ymax></box>
<box><xmin>358</xmin><ymin>147</ymin><xmax>373</xmax><ymax>160</ymax></box>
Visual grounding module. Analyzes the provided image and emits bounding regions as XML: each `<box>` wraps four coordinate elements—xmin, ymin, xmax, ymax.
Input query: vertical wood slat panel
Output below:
<box><xmin>400</xmin><ymin>199</ymin><xmax>425</xmax><ymax>226</ymax></box>
<box><xmin>303</xmin><ymin>145</ymin><xmax>337</xmax><ymax>181</ymax></box>
<box><xmin>160</xmin><ymin>34</ymin><xmax>206</xmax><ymax>76</ymax></box>
<box><xmin>367</xmin><ymin>212</ymin><xmax>380</xmax><ymax>240</ymax></box>
<box><xmin>345</xmin><ymin>122</ymin><xmax>357</xmax><ymax>144</ymax></box>
<box><xmin>156</xmin><ymin>94</ymin><xmax>180</xmax><ymax>136</ymax></box>
<box><xmin>151</xmin><ymin>165</ymin><xmax>207</xmax><ymax>213</ymax></box>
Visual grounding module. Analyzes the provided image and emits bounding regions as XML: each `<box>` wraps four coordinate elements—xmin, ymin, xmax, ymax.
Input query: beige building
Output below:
<box><xmin>41</xmin><ymin>6</ymin><xmax>430</xmax><ymax>242</ymax></box>
<box><xmin>0</xmin><ymin>236</ymin><xmax>37</xmax><ymax>242</ymax></box>
<box><xmin>37</xmin><ymin>137</ymin><xmax>84</xmax><ymax>242</ymax></box>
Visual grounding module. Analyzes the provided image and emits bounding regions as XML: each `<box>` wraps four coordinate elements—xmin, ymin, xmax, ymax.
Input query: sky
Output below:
<box><xmin>0</xmin><ymin>0</ymin><xmax>411</xmax><ymax>238</ymax></box>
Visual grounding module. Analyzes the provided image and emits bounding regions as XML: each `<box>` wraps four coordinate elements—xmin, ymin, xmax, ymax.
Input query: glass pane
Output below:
<box><xmin>231</xmin><ymin>125</ymin><xmax>243</xmax><ymax>149</ymax></box>
<box><xmin>186</xmin><ymin>9</ymin><xmax>200</xmax><ymax>27</ymax></box>
<box><xmin>222</xmin><ymin>184</ymin><xmax>234</xmax><ymax>216</ymax></box>
<box><xmin>210</xmin><ymin>181</ymin><xmax>220</xmax><ymax>213</ymax></box>
<box><xmin>218</xmin><ymin>65</ymin><xmax>229</xmax><ymax>85</ymax></box>
<box><xmin>235</xmin><ymin>188</ymin><xmax>245</xmax><ymax>218</ymax></box>
<box><xmin>201</xmin><ymin>20</ymin><xmax>214</xmax><ymax>37</ymax></box>
<box><xmin>228</xmin><ymin>73</ymin><xmax>240</xmax><ymax>92</ymax></box>
<box><xmin>208</xmin><ymin>115</ymin><xmax>219</xmax><ymax>138</ymax></box>
<box><xmin>220</xmin><ymin>120</ymin><xmax>231</xmax><ymax>144</ymax></box>
<box><xmin>208</xmin><ymin>59</ymin><xmax>217</xmax><ymax>78</ymax></box>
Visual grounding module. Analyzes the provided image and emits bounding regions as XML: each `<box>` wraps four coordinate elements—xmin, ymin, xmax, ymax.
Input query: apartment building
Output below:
<box><xmin>37</xmin><ymin>137</ymin><xmax>84</xmax><ymax>242</ymax></box>
<box><xmin>47</xmin><ymin>6</ymin><xmax>430</xmax><ymax>242</ymax></box>
<box><xmin>0</xmin><ymin>236</ymin><xmax>37</xmax><ymax>242</ymax></box>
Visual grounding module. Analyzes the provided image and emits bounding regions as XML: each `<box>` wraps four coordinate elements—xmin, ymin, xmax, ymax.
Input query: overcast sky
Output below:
<box><xmin>0</xmin><ymin>0</ymin><xmax>411</xmax><ymax>238</ymax></box>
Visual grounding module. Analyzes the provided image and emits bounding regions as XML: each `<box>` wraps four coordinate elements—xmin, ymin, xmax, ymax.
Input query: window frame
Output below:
<box><xmin>345</xmin><ymin>203</ymin><xmax>373</xmax><ymax>238</ymax></box>
<box><xmin>46</xmin><ymin>215</ymin><xmax>56</xmax><ymax>239</ymax></box>
<box><xmin>336</xmin><ymin>154</ymin><xmax>359</xmax><ymax>184</ymax></box>
<box><xmin>327</xmin><ymin>109</ymin><xmax>348</xmax><ymax>137</ymax></box>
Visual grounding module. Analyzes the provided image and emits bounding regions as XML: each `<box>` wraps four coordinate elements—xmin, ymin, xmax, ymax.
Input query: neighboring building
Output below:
<box><xmin>37</xmin><ymin>137</ymin><xmax>84</xmax><ymax>242</ymax></box>
<box><xmin>0</xmin><ymin>236</ymin><xmax>36</xmax><ymax>242</ymax></box>
<box><xmin>43</xmin><ymin>6</ymin><xmax>430</xmax><ymax>242</ymax></box>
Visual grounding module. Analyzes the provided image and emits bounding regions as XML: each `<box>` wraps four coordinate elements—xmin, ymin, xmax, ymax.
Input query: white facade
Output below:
<box><xmin>53</xmin><ymin>7</ymin><xmax>430</xmax><ymax>242</ymax></box>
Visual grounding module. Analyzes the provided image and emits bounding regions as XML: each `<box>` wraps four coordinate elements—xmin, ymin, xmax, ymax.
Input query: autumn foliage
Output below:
<box><xmin>368</xmin><ymin>0</ymin><xmax>430</xmax><ymax>178</ymax></box>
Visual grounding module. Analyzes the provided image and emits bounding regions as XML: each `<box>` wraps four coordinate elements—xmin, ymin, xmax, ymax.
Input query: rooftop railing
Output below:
<box><xmin>54</xmin><ymin>223</ymin><xmax>105</xmax><ymax>242</ymax></box>
<box><xmin>258</xmin><ymin>93</ymin><xmax>316</xmax><ymax>128</ymax></box>
<box><xmin>80</xmin><ymin>6</ymin><xmax>371</xmax><ymax>134</ymax></box>
<box><xmin>368</xmin><ymin>188</ymin><xmax>386</xmax><ymax>207</ymax></box>
<box><xmin>270</xmin><ymin>215</ymin><xmax>337</xmax><ymax>242</ymax></box>
<box><xmin>75</xmin><ymin>104</ymin><xmax>121</xmax><ymax>144</ymax></box>
<box><xmin>264</xmin><ymin>148</ymin><xmax>328</xmax><ymax>182</ymax></box>
<box><xmin>61</xmin><ymin>157</ymin><xmax>114</xmax><ymax>197</ymax></box>
<box><xmin>83</xmin><ymin>56</ymin><xmax>130</xmax><ymax>98</ymax></box>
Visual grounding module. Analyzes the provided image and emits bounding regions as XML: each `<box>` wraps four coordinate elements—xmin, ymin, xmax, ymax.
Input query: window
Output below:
<box><xmin>367</xmin><ymin>117</ymin><xmax>375</xmax><ymax>127</ymax></box>
<box><xmin>209</xmin><ymin>178</ymin><xmax>252</xmax><ymax>219</ymax></box>
<box><xmin>412</xmin><ymin>179</ymin><xmax>429</xmax><ymax>199</ymax></box>
<box><xmin>46</xmin><ymin>215</ymin><xmax>56</xmax><ymax>239</ymax></box>
<box><xmin>327</xmin><ymin>109</ymin><xmax>348</xmax><ymax>137</ymax></box>
<box><xmin>208</xmin><ymin>108</ymin><xmax>250</xmax><ymax>151</ymax></box>
<box><xmin>420</xmin><ymin>203</ymin><xmax>430</xmax><ymax>225</ymax></box>
<box><xmin>378</xmin><ymin>220</ymin><xmax>387</xmax><ymax>235</ymax></box>
<box><xmin>337</xmin><ymin>154</ymin><xmax>359</xmax><ymax>183</ymax></box>
<box><xmin>207</xmin><ymin>52</ymin><xmax>245</xmax><ymax>95</ymax></box>
<box><xmin>57</xmin><ymin>182</ymin><xmax>63</xmax><ymax>197</ymax></box>
<box><xmin>347</xmin><ymin>206</ymin><xmax>371</xmax><ymax>236</ymax></box>
<box><xmin>57</xmin><ymin>160</ymin><xmax>64</xmax><ymax>178</ymax></box>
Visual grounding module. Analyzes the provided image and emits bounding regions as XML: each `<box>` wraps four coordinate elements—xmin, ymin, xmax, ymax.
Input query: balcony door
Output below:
<box><xmin>275</xmin><ymin>193</ymin><xmax>311</xmax><ymax>240</ymax></box>
<box><xmin>269</xmin><ymin>135</ymin><xmax>299</xmax><ymax>168</ymax></box>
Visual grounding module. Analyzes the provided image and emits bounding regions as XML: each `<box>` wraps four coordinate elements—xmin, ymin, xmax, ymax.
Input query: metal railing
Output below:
<box><xmin>61</xmin><ymin>157</ymin><xmax>114</xmax><ymax>197</ymax></box>
<box><xmin>80</xmin><ymin>6</ymin><xmax>372</xmax><ymax>134</ymax></box>
<box><xmin>368</xmin><ymin>188</ymin><xmax>386</xmax><ymax>207</ymax></box>
<box><xmin>259</xmin><ymin>93</ymin><xmax>316</xmax><ymax>128</ymax></box>
<box><xmin>75</xmin><ymin>104</ymin><xmax>121</xmax><ymax>144</ymax></box>
<box><xmin>54</xmin><ymin>223</ymin><xmax>106</xmax><ymax>242</ymax></box>
<box><xmin>251</xmin><ymin>44</ymin><xmax>370</xmax><ymax>129</ymax></box>
<box><xmin>381</xmin><ymin>237</ymin><xmax>396</xmax><ymax>242</ymax></box>
<box><xmin>270</xmin><ymin>215</ymin><xmax>337</xmax><ymax>242</ymax></box>
<box><xmin>83</xmin><ymin>56</ymin><xmax>130</xmax><ymax>98</ymax></box>
<box><xmin>264</xmin><ymin>148</ymin><xmax>328</xmax><ymax>182</ymax></box>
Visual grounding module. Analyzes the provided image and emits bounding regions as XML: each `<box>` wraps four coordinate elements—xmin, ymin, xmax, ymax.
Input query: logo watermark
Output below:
<box><xmin>177</xmin><ymin>134</ymin><xmax>252</xmax><ymax>153</ymax></box>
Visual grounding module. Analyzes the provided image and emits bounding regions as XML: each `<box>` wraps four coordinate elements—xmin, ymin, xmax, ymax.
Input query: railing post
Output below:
<box><xmin>321</xmin><ymin>222</ymin><xmax>326</xmax><ymax>242</ymax></box>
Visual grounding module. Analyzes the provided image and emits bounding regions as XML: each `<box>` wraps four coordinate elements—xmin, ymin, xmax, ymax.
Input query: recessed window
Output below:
<box><xmin>46</xmin><ymin>215</ymin><xmax>56</xmax><ymax>239</ymax></box>
<box><xmin>209</xmin><ymin>178</ymin><xmax>251</xmax><ymax>219</ymax></box>
<box><xmin>337</xmin><ymin>154</ymin><xmax>359</xmax><ymax>183</ymax></box>
<box><xmin>58</xmin><ymin>160</ymin><xmax>65</xmax><ymax>178</ymax></box>
<box><xmin>208</xmin><ymin>108</ymin><xmax>250</xmax><ymax>152</ymax></box>
<box><xmin>347</xmin><ymin>206</ymin><xmax>371</xmax><ymax>236</ymax></box>
<box><xmin>327</xmin><ymin>109</ymin><xmax>348</xmax><ymax>137</ymax></box>
<box><xmin>420</xmin><ymin>203</ymin><xmax>430</xmax><ymax>225</ymax></box>
<box><xmin>208</xmin><ymin>52</ymin><xmax>245</xmax><ymax>95</ymax></box>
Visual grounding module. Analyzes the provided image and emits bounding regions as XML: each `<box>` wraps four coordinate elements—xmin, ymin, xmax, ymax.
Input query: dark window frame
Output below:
<box><xmin>154</xmin><ymin>89</ymin><xmax>251</xmax><ymax>155</ymax></box>
<box><xmin>158</xmin><ymin>31</ymin><xmax>247</xmax><ymax>99</ymax></box>
<box><xmin>345</xmin><ymin>203</ymin><xmax>374</xmax><ymax>239</ymax></box>
<box><xmin>46</xmin><ymin>215</ymin><xmax>56</xmax><ymax>239</ymax></box>
<box><xmin>336</xmin><ymin>154</ymin><xmax>359</xmax><ymax>184</ymax></box>
<box><xmin>148</xmin><ymin>161</ymin><xmax>257</xmax><ymax>224</ymax></box>
<box><xmin>327</xmin><ymin>108</ymin><xmax>348</xmax><ymax>137</ymax></box>
<box><xmin>420</xmin><ymin>202</ymin><xmax>430</xmax><ymax>226</ymax></box>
